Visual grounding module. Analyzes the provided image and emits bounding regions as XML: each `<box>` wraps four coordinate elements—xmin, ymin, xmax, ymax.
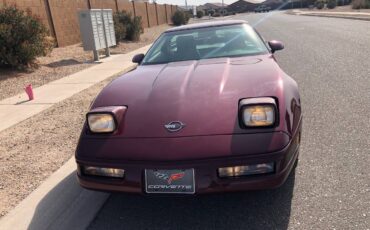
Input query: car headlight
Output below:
<box><xmin>243</xmin><ymin>105</ymin><xmax>275</xmax><ymax>126</ymax></box>
<box><xmin>87</xmin><ymin>113</ymin><xmax>116</xmax><ymax>133</ymax></box>
<box><xmin>240</xmin><ymin>97</ymin><xmax>277</xmax><ymax>127</ymax></box>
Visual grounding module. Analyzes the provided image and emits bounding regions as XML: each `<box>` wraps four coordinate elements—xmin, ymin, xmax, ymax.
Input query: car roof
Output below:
<box><xmin>165</xmin><ymin>20</ymin><xmax>248</xmax><ymax>33</ymax></box>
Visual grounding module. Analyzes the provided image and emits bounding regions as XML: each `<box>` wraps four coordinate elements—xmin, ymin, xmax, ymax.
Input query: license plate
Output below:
<box><xmin>145</xmin><ymin>169</ymin><xmax>195</xmax><ymax>194</ymax></box>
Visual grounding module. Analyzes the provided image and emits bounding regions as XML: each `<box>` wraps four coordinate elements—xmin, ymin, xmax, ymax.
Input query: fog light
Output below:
<box><xmin>218</xmin><ymin>163</ymin><xmax>274</xmax><ymax>178</ymax></box>
<box><xmin>83</xmin><ymin>166</ymin><xmax>125</xmax><ymax>178</ymax></box>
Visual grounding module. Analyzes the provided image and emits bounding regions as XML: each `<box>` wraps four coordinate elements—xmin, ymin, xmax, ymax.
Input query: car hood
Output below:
<box><xmin>92</xmin><ymin>55</ymin><xmax>285</xmax><ymax>138</ymax></box>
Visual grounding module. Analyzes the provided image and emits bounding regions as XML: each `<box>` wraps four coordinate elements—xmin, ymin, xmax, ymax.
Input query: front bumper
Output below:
<box><xmin>76</xmin><ymin>132</ymin><xmax>300</xmax><ymax>195</ymax></box>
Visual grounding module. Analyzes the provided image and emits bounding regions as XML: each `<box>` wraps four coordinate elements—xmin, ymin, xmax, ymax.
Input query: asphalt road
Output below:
<box><xmin>88</xmin><ymin>13</ymin><xmax>370</xmax><ymax>230</ymax></box>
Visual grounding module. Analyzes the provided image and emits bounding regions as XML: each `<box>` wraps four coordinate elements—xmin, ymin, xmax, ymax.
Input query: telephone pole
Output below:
<box><xmin>222</xmin><ymin>0</ymin><xmax>224</xmax><ymax>16</ymax></box>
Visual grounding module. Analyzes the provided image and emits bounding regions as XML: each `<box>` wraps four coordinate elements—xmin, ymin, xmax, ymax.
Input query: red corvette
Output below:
<box><xmin>75</xmin><ymin>20</ymin><xmax>302</xmax><ymax>195</ymax></box>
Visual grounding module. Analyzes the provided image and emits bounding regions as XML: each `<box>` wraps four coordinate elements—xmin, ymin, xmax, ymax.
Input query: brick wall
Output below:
<box><xmin>0</xmin><ymin>0</ymin><xmax>176</xmax><ymax>47</ymax></box>
<box><xmin>133</xmin><ymin>2</ymin><xmax>148</xmax><ymax>28</ymax></box>
<box><xmin>171</xmin><ymin>5</ymin><xmax>178</xmax><ymax>16</ymax></box>
<box><xmin>165</xmin><ymin>4</ymin><xmax>172</xmax><ymax>24</ymax></box>
<box><xmin>156</xmin><ymin>4</ymin><xmax>167</xmax><ymax>25</ymax></box>
<box><xmin>117</xmin><ymin>0</ymin><xmax>133</xmax><ymax>15</ymax></box>
<box><xmin>2</xmin><ymin>0</ymin><xmax>54</xmax><ymax>37</ymax></box>
<box><xmin>48</xmin><ymin>0</ymin><xmax>89</xmax><ymax>47</ymax></box>
<box><xmin>147</xmin><ymin>3</ymin><xmax>157</xmax><ymax>27</ymax></box>
<box><xmin>90</xmin><ymin>0</ymin><xmax>117</xmax><ymax>12</ymax></box>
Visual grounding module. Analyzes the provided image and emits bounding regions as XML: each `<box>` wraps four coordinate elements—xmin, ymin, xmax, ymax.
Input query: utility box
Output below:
<box><xmin>102</xmin><ymin>9</ymin><xmax>116</xmax><ymax>47</ymax></box>
<box><xmin>78</xmin><ymin>9</ymin><xmax>116</xmax><ymax>61</ymax></box>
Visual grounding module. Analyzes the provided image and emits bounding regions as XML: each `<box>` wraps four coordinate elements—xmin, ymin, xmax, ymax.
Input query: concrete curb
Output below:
<box><xmin>0</xmin><ymin>158</ymin><xmax>109</xmax><ymax>230</ymax></box>
<box><xmin>286</xmin><ymin>11</ymin><xmax>370</xmax><ymax>21</ymax></box>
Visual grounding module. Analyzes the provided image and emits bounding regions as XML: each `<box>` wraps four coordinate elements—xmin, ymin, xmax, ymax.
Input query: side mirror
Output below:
<box><xmin>268</xmin><ymin>40</ymin><xmax>284</xmax><ymax>53</ymax></box>
<box><xmin>132</xmin><ymin>53</ymin><xmax>145</xmax><ymax>64</ymax></box>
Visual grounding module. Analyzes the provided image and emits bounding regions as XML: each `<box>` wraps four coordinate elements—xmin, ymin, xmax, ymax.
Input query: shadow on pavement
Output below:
<box><xmin>45</xmin><ymin>59</ymin><xmax>84</xmax><ymax>68</ymax></box>
<box><xmin>27</xmin><ymin>171</ymin><xmax>108</xmax><ymax>230</ymax></box>
<box><xmin>89</xmin><ymin>170</ymin><xmax>296</xmax><ymax>230</ymax></box>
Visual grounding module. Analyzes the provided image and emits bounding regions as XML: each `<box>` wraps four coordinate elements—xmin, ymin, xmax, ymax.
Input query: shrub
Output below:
<box><xmin>113</xmin><ymin>11</ymin><xmax>129</xmax><ymax>43</ymax></box>
<box><xmin>207</xmin><ymin>10</ymin><xmax>215</xmax><ymax>16</ymax></box>
<box><xmin>315</xmin><ymin>0</ymin><xmax>325</xmax><ymax>9</ymax></box>
<box><xmin>196</xmin><ymin>10</ymin><xmax>204</xmax><ymax>18</ymax></box>
<box><xmin>213</xmin><ymin>13</ymin><xmax>221</xmax><ymax>17</ymax></box>
<box><xmin>114</xmin><ymin>23</ymin><xmax>126</xmax><ymax>42</ymax></box>
<box><xmin>127</xmin><ymin>16</ymin><xmax>143</xmax><ymax>42</ymax></box>
<box><xmin>352</xmin><ymin>0</ymin><xmax>370</xmax><ymax>8</ymax></box>
<box><xmin>0</xmin><ymin>7</ymin><xmax>54</xmax><ymax>68</ymax></box>
<box><xmin>184</xmin><ymin>11</ymin><xmax>191</xmax><ymax>23</ymax></box>
<box><xmin>113</xmin><ymin>11</ymin><xmax>143</xmax><ymax>42</ymax></box>
<box><xmin>327</xmin><ymin>0</ymin><xmax>337</xmax><ymax>8</ymax></box>
<box><xmin>171</xmin><ymin>11</ymin><xmax>189</xmax><ymax>26</ymax></box>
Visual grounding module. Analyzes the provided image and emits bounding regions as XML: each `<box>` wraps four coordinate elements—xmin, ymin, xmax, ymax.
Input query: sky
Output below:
<box><xmin>155</xmin><ymin>0</ymin><xmax>240</xmax><ymax>6</ymax></box>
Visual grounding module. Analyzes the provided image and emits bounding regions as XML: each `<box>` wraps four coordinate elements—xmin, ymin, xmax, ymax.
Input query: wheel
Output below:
<box><xmin>293</xmin><ymin>157</ymin><xmax>299</xmax><ymax>169</ymax></box>
<box><xmin>293</xmin><ymin>132</ymin><xmax>301</xmax><ymax>169</ymax></box>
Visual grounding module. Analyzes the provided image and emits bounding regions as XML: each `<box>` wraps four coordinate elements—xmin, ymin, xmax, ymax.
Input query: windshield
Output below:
<box><xmin>142</xmin><ymin>24</ymin><xmax>269</xmax><ymax>65</ymax></box>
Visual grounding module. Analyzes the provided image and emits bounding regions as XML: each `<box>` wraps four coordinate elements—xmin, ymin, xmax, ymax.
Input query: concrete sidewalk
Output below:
<box><xmin>289</xmin><ymin>9</ymin><xmax>370</xmax><ymax>21</ymax></box>
<box><xmin>0</xmin><ymin>45</ymin><xmax>150</xmax><ymax>132</ymax></box>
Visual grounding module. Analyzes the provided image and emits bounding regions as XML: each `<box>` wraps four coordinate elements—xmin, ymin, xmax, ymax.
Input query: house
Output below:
<box><xmin>228</xmin><ymin>0</ymin><xmax>306</xmax><ymax>12</ymax></box>
<box><xmin>228</xmin><ymin>0</ymin><xmax>261</xmax><ymax>13</ymax></box>
<box><xmin>199</xmin><ymin>2</ymin><xmax>229</xmax><ymax>15</ymax></box>
<box><xmin>178</xmin><ymin>5</ymin><xmax>195</xmax><ymax>11</ymax></box>
<box><xmin>261</xmin><ymin>0</ymin><xmax>287</xmax><ymax>10</ymax></box>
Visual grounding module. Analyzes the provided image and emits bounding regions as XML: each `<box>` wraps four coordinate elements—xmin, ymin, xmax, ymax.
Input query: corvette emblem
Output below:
<box><xmin>164</xmin><ymin>121</ymin><xmax>186</xmax><ymax>132</ymax></box>
<box><xmin>154</xmin><ymin>171</ymin><xmax>185</xmax><ymax>184</ymax></box>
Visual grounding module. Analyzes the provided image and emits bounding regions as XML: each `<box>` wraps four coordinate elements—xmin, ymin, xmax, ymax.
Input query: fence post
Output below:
<box><xmin>87</xmin><ymin>0</ymin><xmax>91</xmax><ymax>9</ymax></box>
<box><xmin>44</xmin><ymin>0</ymin><xmax>59</xmax><ymax>47</ymax></box>
<box><xmin>155</xmin><ymin>3</ymin><xmax>159</xmax><ymax>25</ymax></box>
<box><xmin>115</xmin><ymin>0</ymin><xmax>118</xmax><ymax>12</ymax></box>
<box><xmin>164</xmin><ymin>4</ymin><xmax>168</xmax><ymax>24</ymax></box>
<box><xmin>132</xmin><ymin>1</ymin><xmax>136</xmax><ymax>17</ymax></box>
<box><xmin>145</xmin><ymin>2</ymin><xmax>150</xmax><ymax>28</ymax></box>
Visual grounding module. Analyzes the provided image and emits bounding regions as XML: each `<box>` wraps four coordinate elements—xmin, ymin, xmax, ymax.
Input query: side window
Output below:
<box><xmin>145</xmin><ymin>39</ymin><xmax>165</xmax><ymax>62</ymax></box>
<box><xmin>170</xmin><ymin>36</ymin><xmax>177</xmax><ymax>52</ymax></box>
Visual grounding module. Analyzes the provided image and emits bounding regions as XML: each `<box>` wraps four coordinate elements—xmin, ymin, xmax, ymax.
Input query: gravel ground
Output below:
<box><xmin>0</xmin><ymin>76</ymin><xmax>115</xmax><ymax>218</ymax></box>
<box><xmin>0</xmin><ymin>24</ymin><xmax>170</xmax><ymax>101</ymax></box>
